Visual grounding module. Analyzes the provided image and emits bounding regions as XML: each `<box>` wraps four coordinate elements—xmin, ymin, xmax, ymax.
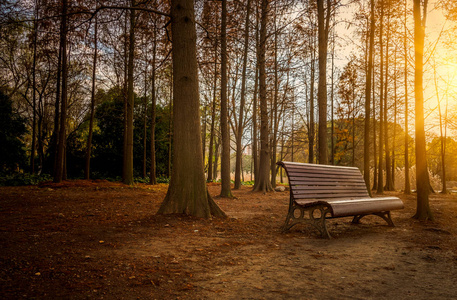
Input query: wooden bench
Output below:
<box><xmin>277</xmin><ymin>161</ymin><xmax>404</xmax><ymax>238</ymax></box>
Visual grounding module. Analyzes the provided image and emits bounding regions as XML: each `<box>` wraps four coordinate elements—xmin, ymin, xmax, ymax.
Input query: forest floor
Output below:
<box><xmin>1</xmin><ymin>180</ymin><xmax>457</xmax><ymax>299</ymax></box>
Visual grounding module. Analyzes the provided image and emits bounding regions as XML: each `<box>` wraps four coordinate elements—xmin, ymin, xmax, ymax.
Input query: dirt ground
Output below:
<box><xmin>1</xmin><ymin>180</ymin><xmax>456</xmax><ymax>299</ymax></box>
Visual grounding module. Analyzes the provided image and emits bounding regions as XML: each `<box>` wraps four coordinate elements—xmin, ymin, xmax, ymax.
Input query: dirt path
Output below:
<box><xmin>1</xmin><ymin>181</ymin><xmax>456</xmax><ymax>299</ymax></box>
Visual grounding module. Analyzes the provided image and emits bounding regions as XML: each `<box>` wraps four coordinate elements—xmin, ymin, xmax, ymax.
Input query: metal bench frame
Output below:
<box><xmin>277</xmin><ymin>161</ymin><xmax>404</xmax><ymax>238</ymax></box>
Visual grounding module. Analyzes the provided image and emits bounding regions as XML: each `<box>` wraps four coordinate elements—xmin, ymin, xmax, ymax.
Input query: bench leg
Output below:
<box><xmin>282</xmin><ymin>204</ymin><xmax>332</xmax><ymax>238</ymax></box>
<box><xmin>352</xmin><ymin>211</ymin><xmax>395</xmax><ymax>227</ymax></box>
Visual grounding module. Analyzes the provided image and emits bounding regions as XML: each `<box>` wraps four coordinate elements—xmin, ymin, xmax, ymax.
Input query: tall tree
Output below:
<box><xmin>123</xmin><ymin>1</ymin><xmax>135</xmax><ymax>185</ymax></box>
<box><xmin>150</xmin><ymin>24</ymin><xmax>158</xmax><ymax>185</ymax></box>
<box><xmin>317</xmin><ymin>0</ymin><xmax>331</xmax><ymax>165</ymax></box>
<box><xmin>377</xmin><ymin>0</ymin><xmax>384</xmax><ymax>194</ymax></box>
<box><xmin>85</xmin><ymin>15</ymin><xmax>98</xmax><ymax>180</ymax></box>
<box><xmin>364</xmin><ymin>0</ymin><xmax>375</xmax><ymax>193</ymax></box>
<box><xmin>404</xmin><ymin>0</ymin><xmax>411</xmax><ymax>194</ymax></box>
<box><xmin>253</xmin><ymin>0</ymin><xmax>273</xmax><ymax>192</ymax></box>
<box><xmin>54</xmin><ymin>0</ymin><xmax>68</xmax><ymax>183</ymax></box>
<box><xmin>413</xmin><ymin>0</ymin><xmax>433</xmax><ymax>220</ymax></box>
<box><xmin>219</xmin><ymin>0</ymin><xmax>233</xmax><ymax>197</ymax></box>
<box><xmin>158</xmin><ymin>0</ymin><xmax>226</xmax><ymax>217</ymax></box>
<box><xmin>234</xmin><ymin>0</ymin><xmax>251</xmax><ymax>190</ymax></box>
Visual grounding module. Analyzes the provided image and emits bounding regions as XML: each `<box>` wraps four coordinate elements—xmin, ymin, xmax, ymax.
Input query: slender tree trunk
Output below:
<box><xmin>435</xmin><ymin>65</ymin><xmax>447</xmax><ymax>193</ymax></box>
<box><xmin>404</xmin><ymin>0</ymin><xmax>411</xmax><ymax>194</ymax></box>
<box><xmin>253</xmin><ymin>0</ymin><xmax>273</xmax><ymax>192</ymax></box>
<box><xmin>54</xmin><ymin>0</ymin><xmax>68</xmax><ymax>183</ymax></box>
<box><xmin>377</xmin><ymin>0</ymin><xmax>384</xmax><ymax>194</ymax></box>
<box><xmin>123</xmin><ymin>2</ymin><xmax>135</xmax><ymax>185</ymax></box>
<box><xmin>234</xmin><ymin>0</ymin><xmax>251</xmax><ymax>189</ymax></box>
<box><xmin>372</xmin><ymin>60</ymin><xmax>378</xmax><ymax>191</ymax></box>
<box><xmin>85</xmin><ymin>16</ymin><xmax>98</xmax><ymax>180</ymax></box>
<box><xmin>317</xmin><ymin>0</ymin><xmax>331</xmax><ymax>165</ymax></box>
<box><xmin>219</xmin><ymin>0</ymin><xmax>233</xmax><ymax>198</ymax></box>
<box><xmin>270</xmin><ymin>9</ymin><xmax>279</xmax><ymax>188</ymax></box>
<box><xmin>158</xmin><ymin>0</ymin><xmax>226</xmax><ymax>218</ymax></box>
<box><xmin>309</xmin><ymin>38</ymin><xmax>315</xmax><ymax>164</ymax></box>
<box><xmin>252</xmin><ymin>65</ymin><xmax>259</xmax><ymax>181</ymax></box>
<box><xmin>364</xmin><ymin>0</ymin><xmax>374</xmax><ymax>194</ymax></box>
<box><xmin>30</xmin><ymin>2</ymin><xmax>38</xmax><ymax>174</ymax></box>
<box><xmin>168</xmin><ymin>72</ymin><xmax>172</xmax><ymax>178</ymax></box>
<box><xmin>207</xmin><ymin>62</ymin><xmax>217</xmax><ymax>182</ymax></box>
<box><xmin>413</xmin><ymin>0</ymin><xmax>433</xmax><ymax>220</ymax></box>
<box><xmin>392</xmin><ymin>47</ymin><xmax>397</xmax><ymax>190</ymax></box>
<box><xmin>142</xmin><ymin>51</ymin><xmax>148</xmax><ymax>179</ymax></box>
<box><xmin>384</xmin><ymin>13</ymin><xmax>394</xmax><ymax>191</ymax></box>
<box><xmin>150</xmin><ymin>26</ymin><xmax>157</xmax><ymax>185</ymax></box>
<box><xmin>122</xmin><ymin>11</ymin><xmax>128</xmax><ymax>182</ymax></box>
<box><xmin>52</xmin><ymin>34</ymin><xmax>62</xmax><ymax>178</ymax></box>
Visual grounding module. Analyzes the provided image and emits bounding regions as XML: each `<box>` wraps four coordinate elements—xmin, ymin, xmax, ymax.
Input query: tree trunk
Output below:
<box><xmin>364</xmin><ymin>0</ymin><xmax>374</xmax><ymax>194</ymax></box>
<box><xmin>123</xmin><ymin>2</ymin><xmax>135</xmax><ymax>185</ymax></box>
<box><xmin>54</xmin><ymin>0</ymin><xmax>68</xmax><ymax>183</ymax></box>
<box><xmin>142</xmin><ymin>49</ymin><xmax>148</xmax><ymax>179</ymax></box>
<box><xmin>253</xmin><ymin>0</ymin><xmax>273</xmax><ymax>193</ymax></box>
<box><xmin>30</xmin><ymin>3</ymin><xmax>38</xmax><ymax>174</ymax></box>
<box><xmin>404</xmin><ymin>0</ymin><xmax>411</xmax><ymax>195</ymax></box>
<box><xmin>384</xmin><ymin>14</ymin><xmax>394</xmax><ymax>191</ymax></box>
<box><xmin>85</xmin><ymin>16</ymin><xmax>98</xmax><ymax>180</ymax></box>
<box><xmin>150</xmin><ymin>26</ymin><xmax>157</xmax><ymax>185</ymax></box>
<box><xmin>219</xmin><ymin>0</ymin><xmax>233</xmax><ymax>198</ymax></box>
<box><xmin>377</xmin><ymin>0</ymin><xmax>384</xmax><ymax>194</ymax></box>
<box><xmin>308</xmin><ymin>36</ymin><xmax>315</xmax><ymax>164</ymax></box>
<box><xmin>413</xmin><ymin>0</ymin><xmax>433</xmax><ymax>220</ymax></box>
<box><xmin>317</xmin><ymin>0</ymin><xmax>331</xmax><ymax>165</ymax></box>
<box><xmin>158</xmin><ymin>0</ymin><xmax>226</xmax><ymax>218</ymax></box>
<box><xmin>234</xmin><ymin>0</ymin><xmax>251</xmax><ymax>190</ymax></box>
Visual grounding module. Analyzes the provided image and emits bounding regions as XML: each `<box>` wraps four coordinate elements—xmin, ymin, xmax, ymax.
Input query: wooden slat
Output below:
<box><xmin>291</xmin><ymin>185</ymin><xmax>367</xmax><ymax>190</ymax></box>
<box><xmin>285</xmin><ymin>167</ymin><xmax>361</xmax><ymax>177</ymax></box>
<box><xmin>293</xmin><ymin>192</ymin><xmax>369</xmax><ymax>199</ymax></box>
<box><xmin>289</xmin><ymin>177</ymin><xmax>365</xmax><ymax>183</ymax></box>
<box><xmin>292</xmin><ymin>186</ymin><xmax>368</xmax><ymax>193</ymax></box>
<box><xmin>290</xmin><ymin>182</ymin><xmax>367</xmax><ymax>188</ymax></box>
<box><xmin>287</xmin><ymin>172</ymin><xmax>362</xmax><ymax>180</ymax></box>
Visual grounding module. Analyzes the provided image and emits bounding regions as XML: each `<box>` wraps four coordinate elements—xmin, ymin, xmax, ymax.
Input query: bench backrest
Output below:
<box><xmin>277</xmin><ymin>161</ymin><xmax>369</xmax><ymax>200</ymax></box>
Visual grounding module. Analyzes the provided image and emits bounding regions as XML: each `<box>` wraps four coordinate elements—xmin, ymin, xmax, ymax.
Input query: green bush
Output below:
<box><xmin>0</xmin><ymin>173</ymin><xmax>52</xmax><ymax>186</ymax></box>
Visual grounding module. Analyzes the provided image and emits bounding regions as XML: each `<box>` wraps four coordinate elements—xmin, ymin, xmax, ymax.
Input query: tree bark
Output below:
<box><xmin>150</xmin><ymin>26</ymin><xmax>157</xmax><ymax>185</ymax></box>
<box><xmin>404</xmin><ymin>0</ymin><xmax>411</xmax><ymax>195</ymax></box>
<box><xmin>253</xmin><ymin>0</ymin><xmax>273</xmax><ymax>193</ymax></box>
<box><xmin>123</xmin><ymin>2</ymin><xmax>135</xmax><ymax>185</ymax></box>
<box><xmin>377</xmin><ymin>0</ymin><xmax>384</xmax><ymax>194</ymax></box>
<box><xmin>158</xmin><ymin>0</ymin><xmax>226</xmax><ymax>218</ymax></box>
<box><xmin>219</xmin><ymin>0</ymin><xmax>233</xmax><ymax>198</ymax></box>
<box><xmin>364</xmin><ymin>0</ymin><xmax>374</xmax><ymax>194</ymax></box>
<box><xmin>317</xmin><ymin>0</ymin><xmax>331</xmax><ymax>165</ymax></box>
<box><xmin>85</xmin><ymin>16</ymin><xmax>98</xmax><ymax>180</ymax></box>
<box><xmin>413</xmin><ymin>0</ymin><xmax>433</xmax><ymax>220</ymax></box>
<box><xmin>54</xmin><ymin>0</ymin><xmax>68</xmax><ymax>183</ymax></box>
<box><xmin>234</xmin><ymin>0</ymin><xmax>251</xmax><ymax>189</ymax></box>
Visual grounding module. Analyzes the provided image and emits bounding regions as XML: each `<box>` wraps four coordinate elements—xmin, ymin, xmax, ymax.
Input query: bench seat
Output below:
<box><xmin>277</xmin><ymin>161</ymin><xmax>404</xmax><ymax>238</ymax></box>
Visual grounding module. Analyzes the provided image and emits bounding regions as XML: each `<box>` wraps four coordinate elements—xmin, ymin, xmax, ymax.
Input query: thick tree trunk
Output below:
<box><xmin>85</xmin><ymin>16</ymin><xmax>98</xmax><ymax>180</ymax></box>
<box><xmin>234</xmin><ymin>0</ymin><xmax>251</xmax><ymax>189</ymax></box>
<box><xmin>253</xmin><ymin>0</ymin><xmax>273</xmax><ymax>193</ymax></box>
<box><xmin>413</xmin><ymin>0</ymin><xmax>433</xmax><ymax>220</ymax></box>
<box><xmin>123</xmin><ymin>3</ymin><xmax>135</xmax><ymax>185</ymax></box>
<box><xmin>219</xmin><ymin>0</ymin><xmax>233</xmax><ymax>198</ymax></box>
<box><xmin>158</xmin><ymin>0</ymin><xmax>226</xmax><ymax>218</ymax></box>
<box><xmin>364</xmin><ymin>0</ymin><xmax>374</xmax><ymax>194</ymax></box>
